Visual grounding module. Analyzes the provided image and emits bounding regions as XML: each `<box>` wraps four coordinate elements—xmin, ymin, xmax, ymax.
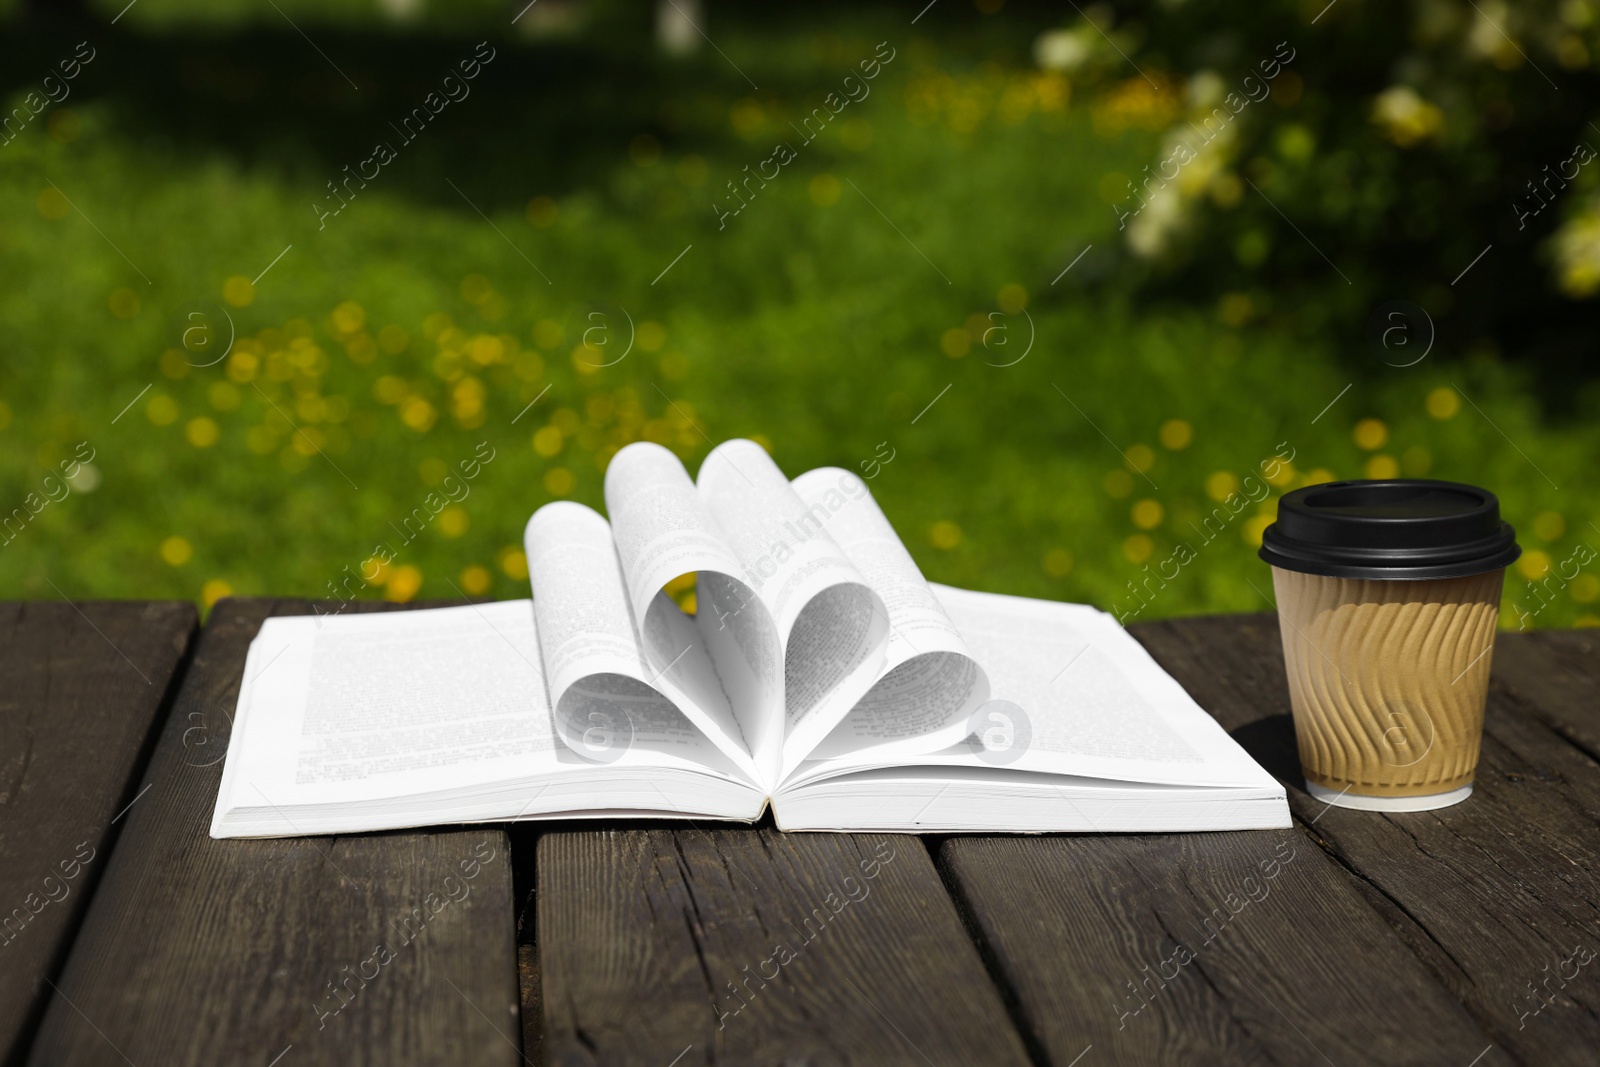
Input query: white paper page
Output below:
<box><xmin>603</xmin><ymin>442</ymin><xmax>781</xmax><ymax>780</ymax></box>
<box><xmin>784</xmin><ymin>585</ymin><xmax>1279</xmax><ymax>790</ymax></box>
<box><xmin>694</xmin><ymin>440</ymin><xmax>889</xmax><ymax>772</ymax></box>
<box><xmin>791</xmin><ymin>468</ymin><xmax>989</xmax><ymax>763</ymax></box>
<box><xmin>935</xmin><ymin>584</ymin><xmax>1277</xmax><ymax>786</ymax></box>
<box><xmin>604</xmin><ymin>441</ymin><xmax>748</xmax><ymax>623</ymax></box>
<box><xmin>524</xmin><ymin>500</ymin><xmax>761</xmax><ymax>782</ymax></box>
<box><xmin>214</xmin><ymin>601</ymin><xmax>562</xmax><ymax>813</ymax></box>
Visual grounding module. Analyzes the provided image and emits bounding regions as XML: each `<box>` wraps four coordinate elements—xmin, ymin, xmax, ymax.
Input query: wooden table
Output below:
<box><xmin>2</xmin><ymin>599</ymin><xmax>1595</xmax><ymax>1066</ymax></box>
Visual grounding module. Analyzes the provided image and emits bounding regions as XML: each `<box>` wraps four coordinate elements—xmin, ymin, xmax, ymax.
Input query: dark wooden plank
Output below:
<box><xmin>0</xmin><ymin>600</ymin><xmax>195</xmax><ymax>1066</ymax></box>
<box><xmin>518</xmin><ymin>945</ymin><xmax>541</xmax><ymax>1066</ymax></box>
<box><xmin>941</xmin><ymin>832</ymin><xmax>1498</xmax><ymax>1066</ymax></box>
<box><xmin>539</xmin><ymin>827</ymin><xmax>1033</xmax><ymax>1066</ymax></box>
<box><xmin>28</xmin><ymin>599</ymin><xmax>521</xmax><ymax>1067</ymax></box>
<box><xmin>1130</xmin><ymin>614</ymin><xmax>1600</xmax><ymax>1067</ymax></box>
<box><xmin>1490</xmin><ymin>629</ymin><xmax>1600</xmax><ymax>762</ymax></box>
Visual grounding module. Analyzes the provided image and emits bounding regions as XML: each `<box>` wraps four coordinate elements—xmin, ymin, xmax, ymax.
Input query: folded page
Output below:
<box><xmin>790</xmin><ymin>468</ymin><xmax>989</xmax><ymax>764</ymax></box>
<box><xmin>525</xmin><ymin>501</ymin><xmax>760</xmax><ymax>782</ymax></box>
<box><xmin>604</xmin><ymin>441</ymin><xmax>782</xmax><ymax>780</ymax></box>
<box><xmin>695</xmin><ymin>440</ymin><xmax>889</xmax><ymax>774</ymax></box>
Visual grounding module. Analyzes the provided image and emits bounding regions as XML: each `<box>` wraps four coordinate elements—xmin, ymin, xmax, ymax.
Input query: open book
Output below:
<box><xmin>211</xmin><ymin>440</ymin><xmax>1287</xmax><ymax>838</ymax></box>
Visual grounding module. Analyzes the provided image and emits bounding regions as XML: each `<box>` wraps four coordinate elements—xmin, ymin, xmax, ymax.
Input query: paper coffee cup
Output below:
<box><xmin>1259</xmin><ymin>480</ymin><xmax>1519</xmax><ymax>811</ymax></box>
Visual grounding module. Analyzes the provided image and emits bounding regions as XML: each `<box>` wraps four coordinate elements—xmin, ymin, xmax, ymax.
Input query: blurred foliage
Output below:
<box><xmin>0</xmin><ymin>0</ymin><xmax>1595</xmax><ymax>633</ymax></box>
<box><xmin>1035</xmin><ymin>0</ymin><xmax>1600</xmax><ymax>404</ymax></box>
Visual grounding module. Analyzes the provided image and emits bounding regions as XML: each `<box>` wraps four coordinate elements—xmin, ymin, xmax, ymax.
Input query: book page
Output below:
<box><xmin>524</xmin><ymin>501</ymin><xmax>760</xmax><ymax>782</ymax></box>
<box><xmin>930</xmin><ymin>585</ymin><xmax>1276</xmax><ymax>786</ymax></box>
<box><xmin>780</xmin><ymin>585</ymin><xmax>1279</xmax><ymax>792</ymax></box>
<box><xmin>694</xmin><ymin>440</ymin><xmax>889</xmax><ymax>772</ymax></box>
<box><xmin>603</xmin><ymin>442</ymin><xmax>781</xmax><ymax>779</ymax></box>
<box><xmin>215</xmin><ymin>601</ymin><xmax>561</xmax><ymax>810</ymax></box>
<box><xmin>790</xmin><ymin>468</ymin><xmax>989</xmax><ymax>762</ymax></box>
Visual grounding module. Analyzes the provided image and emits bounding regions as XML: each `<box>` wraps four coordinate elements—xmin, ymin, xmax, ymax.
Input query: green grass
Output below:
<box><xmin>1</xmin><ymin>17</ymin><xmax>1596</xmax><ymax>631</ymax></box>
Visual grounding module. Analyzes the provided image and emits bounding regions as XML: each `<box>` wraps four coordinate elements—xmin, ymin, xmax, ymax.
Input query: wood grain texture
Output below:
<box><xmin>0</xmin><ymin>601</ymin><xmax>196</xmax><ymax>1067</ymax></box>
<box><xmin>1130</xmin><ymin>614</ymin><xmax>1600</xmax><ymax>1067</ymax></box>
<box><xmin>539</xmin><ymin>828</ymin><xmax>1032</xmax><ymax>1066</ymax></box>
<box><xmin>27</xmin><ymin>599</ymin><xmax>522</xmax><ymax>1067</ymax></box>
<box><xmin>941</xmin><ymin>831</ymin><xmax>1497</xmax><ymax>1066</ymax></box>
<box><xmin>1490</xmin><ymin>629</ymin><xmax>1600</xmax><ymax>762</ymax></box>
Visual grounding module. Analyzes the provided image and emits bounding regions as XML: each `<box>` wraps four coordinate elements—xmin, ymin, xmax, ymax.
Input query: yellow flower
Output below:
<box><xmin>1532</xmin><ymin>511</ymin><xmax>1565</xmax><ymax>541</ymax></box>
<box><xmin>227</xmin><ymin>351</ymin><xmax>259</xmax><ymax>383</ymax></box>
<box><xmin>533</xmin><ymin>425</ymin><xmax>564</xmax><ymax>457</ymax></box>
<box><xmin>1205</xmin><ymin>471</ymin><xmax>1238</xmax><ymax>502</ymax></box>
<box><xmin>1353</xmin><ymin>418</ymin><xmax>1388</xmax><ymax>450</ymax></box>
<box><xmin>400</xmin><ymin>397</ymin><xmax>436</xmax><ymax>431</ymax></box>
<box><xmin>930</xmin><ymin>521</ymin><xmax>963</xmax><ymax>549</ymax></box>
<box><xmin>375</xmin><ymin>375</ymin><xmax>408</xmax><ymax>404</ymax></box>
<box><xmin>460</xmin><ymin>565</ymin><xmax>492</xmax><ymax>596</ymax></box>
<box><xmin>1571</xmin><ymin>574</ymin><xmax>1600</xmax><ymax>603</ymax></box>
<box><xmin>1122</xmin><ymin>534</ymin><xmax>1153</xmax><ymax>563</ymax></box>
<box><xmin>499</xmin><ymin>546</ymin><xmax>529</xmax><ymax>580</ymax></box>
<box><xmin>940</xmin><ymin>327</ymin><xmax>970</xmax><ymax>359</ymax></box>
<box><xmin>997</xmin><ymin>283</ymin><xmax>1027</xmax><ymax>314</ymax></box>
<box><xmin>161</xmin><ymin>536</ymin><xmax>193</xmax><ymax>566</ymax></box>
<box><xmin>437</xmin><ymin>505</ymin><xmax>469</xmax><ymax>538</ymax></box>
<box><xmin>1425</xmin><ymin>386</ymin><xmax>1460</xmax><ymax>419</ymax></box>
<box><xmin>1365</xmin><ymin>454</ymin><xmax>1400</xmax><ymax>479</ymax></box>
<box><xmin>637</xmin><ymin>321</ymin><xmax>667</xmax><ymax>352</ymax></box>
<box><xmin>290</xmin><ymin>427</ymin><xmax>323</xmax><ymax>456</ymax></box>
<box><xmin>422</xmin><ymin>312</ymin><xmax>453</xmax><ymax>340</ymax></box>
<box><xmin>147</xmin><ymin>395</ymin><xmax>179</xmax><ymax>426</ymax></box>
<box><xmin>386</xmin><ymin>564</ymin><xmax>423</xmax><ymax>602</ymax></box>
<box><xmin>186</xmin><ymin>417</ymin><xmax>220</xmax><ymax>447</ymax></box>
<box><xmin>1516</xmin><ymin>550</ymin><xmax>1551</xmax><ymax>581</ymax></box>
<box><xmin>330</xmin><ymin>301</ymin><xmax>366</xmax><ymax>335</ymax></box>
<box><xmin>1243</xmin><ymin>514</ymin><xmax>1273</xmax><ymax>547</ymax></box>
<box><xmin>222</xmin><ymin>275</ymin><xmax>255</xmax><ymax>308</ymax></box>
<box><xmin>201</xmin><ymin>579</ymin><xmax>233</xmax><ymax>608</ymax></box>
<box><xmin>1125</xmin><ymin>444</ymin><xmax>1155</xmax><ymax>473</ymax></box>
<box><xmin>363</xmin><ymin>556</ymin><xmax>391</xmax><ymax>586</ymax></box>
<box><xmin>1131</xmin><ymin>499</ymin><xmax>1164</xmax><ymax>529</ymax></box>
<box><xmin>1158</xmin><ymin>419</ymin><xmax>1192</xmax><ymax>450</ymax></box>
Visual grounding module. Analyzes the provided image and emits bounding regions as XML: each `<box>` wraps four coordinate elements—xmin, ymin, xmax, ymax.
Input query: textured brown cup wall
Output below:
<box><xmin>1269</xmin><ymin>566</ymin><xmax>1504</xmax><ymax>797</ymax></box>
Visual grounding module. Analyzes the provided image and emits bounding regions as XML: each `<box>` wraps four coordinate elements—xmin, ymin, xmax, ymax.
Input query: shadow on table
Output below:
<box><xmin>1231</xmin><ymin>713</ymin><xmax>1303</xmax><ymax>788</ymax></box>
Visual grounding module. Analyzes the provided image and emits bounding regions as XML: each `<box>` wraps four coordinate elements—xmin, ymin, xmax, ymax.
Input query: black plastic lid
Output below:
<box><xmin>1259</xmin><ymin>479</ymin><xmax>1520</xmax><ymax>580</ymax></box>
